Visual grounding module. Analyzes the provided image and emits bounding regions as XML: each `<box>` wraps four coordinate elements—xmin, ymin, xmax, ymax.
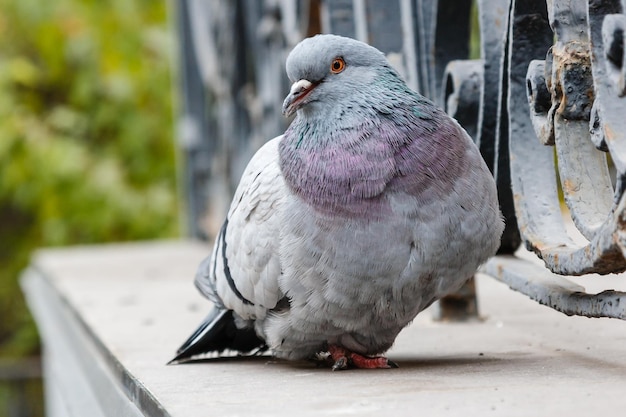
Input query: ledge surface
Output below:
<box><xmin>23</xmin><ymin>240</ymin><xmax>626</xmax><ymax>417</ymax></box>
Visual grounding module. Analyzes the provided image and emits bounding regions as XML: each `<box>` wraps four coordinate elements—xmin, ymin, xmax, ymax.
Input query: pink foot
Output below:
<box><xmin>328</xmin><ymin>345</ymin><xmax>398</xmax><ymax>371</ymax></box>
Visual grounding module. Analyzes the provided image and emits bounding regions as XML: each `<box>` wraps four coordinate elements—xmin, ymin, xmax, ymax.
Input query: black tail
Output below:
<box><xmin>168</xmin><ymin>307</ymin><xmax>267</xmax><ymax>364</ymax></box>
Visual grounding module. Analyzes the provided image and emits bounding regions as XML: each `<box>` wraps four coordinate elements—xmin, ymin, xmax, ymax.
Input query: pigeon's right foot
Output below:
<box><xmin>328</xmin><ymin>345</ymin><xmax>398</xmax><ymax>371</ymax></box>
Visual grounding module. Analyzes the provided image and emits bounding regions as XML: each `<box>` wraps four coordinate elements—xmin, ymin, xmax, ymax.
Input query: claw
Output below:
<box><xmin>331</xmin><ymin>356</ymin><xmax>349</xmax><ymax>371</ymax></box>
<box><xmin>387</xmin><ymin>359</ymin><xmax>400</xmax><ymax>368</ymax></box>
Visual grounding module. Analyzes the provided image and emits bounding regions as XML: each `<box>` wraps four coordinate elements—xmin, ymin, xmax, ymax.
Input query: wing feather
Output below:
<box><xmin>195</xmin><ymin>136</ymin><xmax>287</xmax><ymax>320</ymax></box>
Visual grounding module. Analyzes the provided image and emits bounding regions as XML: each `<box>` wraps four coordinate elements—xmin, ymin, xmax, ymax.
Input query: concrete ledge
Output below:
<box><xmin>21</xmin><ymin>240</ymin><xmax>626</xmax><ymax>416</ymax></box>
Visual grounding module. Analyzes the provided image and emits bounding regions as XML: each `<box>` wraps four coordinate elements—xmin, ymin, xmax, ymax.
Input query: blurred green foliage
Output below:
<box><xmin>0</xmin><ymin>0</ymin><xmax>179</xmax><ymax>357</ymax></box>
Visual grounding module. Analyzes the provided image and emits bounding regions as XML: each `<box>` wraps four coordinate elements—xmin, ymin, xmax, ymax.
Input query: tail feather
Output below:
<box><xmin>168</xmin><ymin>307</ymin><xmax>267</xmax><ymax>364</ymax></box>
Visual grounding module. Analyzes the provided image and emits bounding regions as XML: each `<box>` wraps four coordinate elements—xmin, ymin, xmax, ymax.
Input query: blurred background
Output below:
<box><xmin>0</xmin><ymin>0</ymin><xmax>178</xmax><ymax>415</ymax></box>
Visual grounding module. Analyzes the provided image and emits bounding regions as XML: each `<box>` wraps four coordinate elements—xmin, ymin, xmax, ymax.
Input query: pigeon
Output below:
<box><xmin>170</xmin><ymin>34</ymin><xmax>504</xmax><ymax>370</ymax></box>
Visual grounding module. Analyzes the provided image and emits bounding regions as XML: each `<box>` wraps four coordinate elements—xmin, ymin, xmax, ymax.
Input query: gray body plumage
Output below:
<box><xmin>189</xmin><ymin>34</ymin><xmax>504</xmax><ymax>362</ymax></box>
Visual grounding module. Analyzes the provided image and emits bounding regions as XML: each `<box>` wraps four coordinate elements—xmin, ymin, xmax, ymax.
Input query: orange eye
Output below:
<box><xmin>330</xmin><ymin>57</ymin><xmax>346</xmax><ymax>74</ymax></box>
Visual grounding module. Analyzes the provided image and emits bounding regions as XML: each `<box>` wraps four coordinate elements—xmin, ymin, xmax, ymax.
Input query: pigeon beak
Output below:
<box><xmin>282</xmin><ymin>79</ymin><xmax>316</xmax><ymax>117</ymax></box>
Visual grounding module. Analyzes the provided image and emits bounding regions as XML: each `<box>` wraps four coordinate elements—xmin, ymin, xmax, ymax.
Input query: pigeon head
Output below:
<box><xmin>279</xmin><ymin>34</ymin><xmax>461</xmax><ymax>217</ymax></box>
<box><xmin>282</xmin><ymin>34</ymin><xmax>394</xmax><ymax>118</ymax></box>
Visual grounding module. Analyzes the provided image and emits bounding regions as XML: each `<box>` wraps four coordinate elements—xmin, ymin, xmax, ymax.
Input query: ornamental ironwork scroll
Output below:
<box><xmin>468</xmin><ymin>0</ymin><xmax>626</xmax><ymax>319</ymax></box>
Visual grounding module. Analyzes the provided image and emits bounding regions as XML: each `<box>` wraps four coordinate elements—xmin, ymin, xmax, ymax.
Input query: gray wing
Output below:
<box><xmin>195</xmin><ymin>136</ymin><xmax>287</xmax><ymax>321</ymax></box>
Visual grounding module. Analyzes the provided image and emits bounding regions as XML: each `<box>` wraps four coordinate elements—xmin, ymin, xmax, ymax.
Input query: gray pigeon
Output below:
<box><xmin>171</xmin><ymin>34</ymin><xmax>504</xmax><ymax>370</ymax></box>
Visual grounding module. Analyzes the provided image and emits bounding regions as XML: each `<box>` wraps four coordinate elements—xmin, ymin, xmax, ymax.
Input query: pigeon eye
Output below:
<box><xmin>330</xmin><ymin>58</ymin><xmax>346</xmax><ymax>74</ymax></box>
